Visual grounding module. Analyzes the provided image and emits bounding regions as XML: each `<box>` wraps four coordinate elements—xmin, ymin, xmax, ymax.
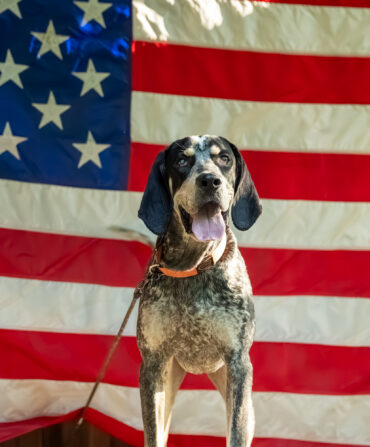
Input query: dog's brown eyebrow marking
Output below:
<box><xmin>184</xmin><ymin>148</ymin><xmax>195</xmax><ymax>156</ymax></box>
<box><xmin>210</xmin><ymin>145</ymin><xmax>221</xmax><ymax>155</ymax></box>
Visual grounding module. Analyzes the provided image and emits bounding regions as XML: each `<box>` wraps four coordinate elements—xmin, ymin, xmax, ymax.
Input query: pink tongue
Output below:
<box><xmin>192</xmin><ymin>203</ymin><xmax>225</xmax><ymax>242</ymax></box>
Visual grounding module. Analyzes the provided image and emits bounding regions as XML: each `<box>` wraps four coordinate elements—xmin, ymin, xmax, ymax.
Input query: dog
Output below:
<box><xmin>136</xmin><ymin>135</ymin><xmax>262</xmax><ymax>447</ymax></box>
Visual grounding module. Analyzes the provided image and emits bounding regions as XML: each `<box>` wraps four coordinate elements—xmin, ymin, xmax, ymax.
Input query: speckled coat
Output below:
<box><xmin>136</xmin><ymin>136</ymin><xmax>262</xmax><ymax>447</ymax></box>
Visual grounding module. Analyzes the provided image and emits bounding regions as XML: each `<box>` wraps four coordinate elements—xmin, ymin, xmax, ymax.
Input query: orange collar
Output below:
<box><xmin>156</xmin><ymin>233</ymin><xmax>227</xmax><ymax>278</ymax></box>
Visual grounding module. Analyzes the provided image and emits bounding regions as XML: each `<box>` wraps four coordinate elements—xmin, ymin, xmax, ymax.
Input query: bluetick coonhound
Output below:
<box><xmin>136</xmin><ymin>135</ymin><xmax>262</xmax><ymax>446</ymax></box>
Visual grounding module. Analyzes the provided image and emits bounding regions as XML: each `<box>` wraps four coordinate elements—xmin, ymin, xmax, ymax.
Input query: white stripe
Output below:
<box><xmin>234</xmin><ymin>198</ymin><xmax>370</xmax><ymax>250</ymax></box>
<box><xmin>255</xmin><ymin>295</ymin><xmax>370</xmax><ymax>347</ymax></box>
<box><xmin>1</xmin><ymin>277</ymin><xmax>369</xmax><ymax>347</ymax></box>
<box><xmin>0</xmin><ymin>278</ymin><xmax>138</xmax><ymax>336</ymax></box>
<box><xmin>134</xmin><ymin>0</ymin><xmax>370</xmax><ymax>56</ymax></box>
<box><xmin>1</xmin><ymin>379</ymin><xmax>369</xmax><ymax>444</ymax></box>
<box><xmin>1</xmin><ymin>180</ymin><xmax>370</xmax><ymax>250</ymax></box>
<box><xmin>131</xmin><ymin>91</ymin><xmax>370</xmax><ymax>155</ymax></box>
<box><xmin>0</xmin><ymin>179</ymin><xmax>151</xmax><ymax>242</ymax></box>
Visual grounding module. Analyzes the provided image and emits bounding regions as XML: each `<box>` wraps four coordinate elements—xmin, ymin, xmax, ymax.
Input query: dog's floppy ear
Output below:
<box><xmin>222</xmin><ymin>138</ymin><xmax>262</xmax><ymax>231</ymax></box>
<box><xmin>138</xmin><ymin>150</ymin><xmax>172</xmax><ymax>235</ymax></box>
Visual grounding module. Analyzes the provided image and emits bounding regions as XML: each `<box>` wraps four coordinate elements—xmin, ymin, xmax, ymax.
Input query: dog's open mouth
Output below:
<box><xmin>180</xmin><ymin>203</ymin><xmax>227</xmax><ymax>242</ymax></box>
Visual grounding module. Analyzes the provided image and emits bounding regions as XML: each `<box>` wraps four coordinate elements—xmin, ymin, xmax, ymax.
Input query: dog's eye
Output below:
<box><xmin>177</xmin><ymin>157</ymin><xmax>188</xmax><ymax>167</ymax></box>
<box><xmin>219</xmin><ymin>154</ymin><xmax>230</xmax><ymax>165</ymax></box>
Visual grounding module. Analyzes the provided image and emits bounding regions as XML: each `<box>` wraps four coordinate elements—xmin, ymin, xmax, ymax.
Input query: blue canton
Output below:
<box><xmin>0</xmin><ymin>0</ymin><xmax>132</xmax><ymax>190</ymax></box>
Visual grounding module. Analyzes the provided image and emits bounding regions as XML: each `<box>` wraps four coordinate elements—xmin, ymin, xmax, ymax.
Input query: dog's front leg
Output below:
<box><xmin>225</xmin><ymin>352</ymin><xmax>255</xmax><ymax>447</ymax></box>
<box><xmin>139</xmin><ymin>355</ymin><xmax>170</xmax><ymax>447</ymax></box>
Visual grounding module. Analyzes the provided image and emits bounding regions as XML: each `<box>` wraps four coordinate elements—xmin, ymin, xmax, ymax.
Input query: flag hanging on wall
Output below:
<box><xmin>0</xmin><ymin>0</ymin><xmax>369</xmax><ymax>445</ymax></box>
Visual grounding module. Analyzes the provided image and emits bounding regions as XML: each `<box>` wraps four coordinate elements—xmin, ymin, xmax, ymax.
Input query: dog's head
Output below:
<box><xmin>138</xmin><ymin>135</ymin><xmax>262</xmax><ymax>242</ymax></box>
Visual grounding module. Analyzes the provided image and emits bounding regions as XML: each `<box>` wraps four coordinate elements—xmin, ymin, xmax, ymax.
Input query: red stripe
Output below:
<box><xmin>0</xmin><ymin>410</ymin><xmax>80</xmax><ymax>443</ymax></box>
<box><xmin>3</xmin><ymin>409</ymin><xmax>367</xmax><ymax>447</ymax></box>
<box><xmin>86</xmin><ymin>409</ymin><xmax>370</xmax><ymax>447</ymax></box>
<box><xmin>128</xmin><ymin>142</ymin><xmax>161</xmax><ymax>192</ymax></box>
<box><xmin>251</xmin><ymin>0</ymin><xmax>370</xmax><ymax>6</ymax></box>
<box><xmin>0</xmin><ymin>227</ymin><xmax>152</xmax><ymax>288</ymax></box>
<box><xmin>1</xmin><ymin>227</ymin><xmax>370</xmax><ymax>297</ymax></box>
<box><xmin>128</xmin><ymin>142</ymin><xmax>370</xmax><ymax>202</ymax></box>
<box><xmin>242</xmin><ymin>247</ymin><xmax>370</xmax><ymax>298</ymax></box>
<box><xmin>2</xmin><ymin>409</ymin><xmax>369</xmax><ymax>447</ymax></box>
<box><xmin>133</xmin><ymin>42</ymin><xmax>370</xmax><ymax>104</ymax></box>
<box><xmin>85</xmin><ymin>408</ymin><xmax>144</xmax><ymax>447</ymax></box>
<box><xmin>0</xmin><ymin>330</ymin><xmax>369</xmax><ymax>395</ymax></box>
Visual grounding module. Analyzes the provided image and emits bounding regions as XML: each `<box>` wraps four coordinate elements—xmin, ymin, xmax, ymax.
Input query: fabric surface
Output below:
<box><xmin>0</xmin><ymin>0</ymin><xmax>369</xmax><ymax>445</ymax></box>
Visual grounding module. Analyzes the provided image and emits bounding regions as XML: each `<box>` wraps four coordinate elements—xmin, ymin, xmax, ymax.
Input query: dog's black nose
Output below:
<box><xmin>196</xmin><ymin>173</ymin><xmax>222</xmax><ymax>191</ymax></box>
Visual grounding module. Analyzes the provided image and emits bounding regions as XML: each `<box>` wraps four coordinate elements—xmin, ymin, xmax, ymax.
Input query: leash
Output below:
<box><xmin>63</xmin><ymin>282</ymin><xmax>145</xmax><ymax>446</ymax></box>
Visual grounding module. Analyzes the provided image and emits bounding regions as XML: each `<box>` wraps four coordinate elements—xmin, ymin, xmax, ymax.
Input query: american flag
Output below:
<box><xmin>0</xmin><ymin>0</ymin><xmax>369</xmax><ymax>445</ymax></box>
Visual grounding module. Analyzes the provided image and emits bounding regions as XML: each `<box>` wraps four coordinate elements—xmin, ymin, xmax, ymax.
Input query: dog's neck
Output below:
<box><xmin>158</xmin><ymin>211</ymin><xmax>224</xmax><ymax>271</ymax></box>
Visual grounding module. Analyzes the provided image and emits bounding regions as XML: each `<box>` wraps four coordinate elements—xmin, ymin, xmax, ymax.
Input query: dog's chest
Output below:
<box><xmin>137</xmin><ymin>270</ymin><xmax>254</xmax><ymax>374</ymax></box>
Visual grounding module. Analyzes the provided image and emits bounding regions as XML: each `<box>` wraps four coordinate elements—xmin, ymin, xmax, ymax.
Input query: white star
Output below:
<box><xmin>72</xmin><ymin>59</ymin><xmax>110</xmax><ymax>96</ymax></box>
<box><xmin>74</xmin><ymin>0</ymin><xmax>112</xmax><ymax>28</ymax></box>
<box><xmin>0</xmin><ymin>122</ymin><xmax>27</xmax><ymax>160</ymax></box>
<box><xmin>0</xmin><ymin>50</ymin><xmax>28</xmax><ymax>88</ymax></box>
<box><xmin>31</xmin><ymin>20</ymin><xmax>69</xmax><ymax>59</ymax></box>
<box><xmin>0</xmin><ymin>0</ymin><xmax>22</xmax><ymax>19</ymax></box>
<box><xmin>73</xmin><ymin>131</ymin><xmax>110</xmax><ymax>168</ymax></box>
<box><xmin>32</xmin><ymin>91</ymin><xmax>71</xmax><ymax>129</ymax></box>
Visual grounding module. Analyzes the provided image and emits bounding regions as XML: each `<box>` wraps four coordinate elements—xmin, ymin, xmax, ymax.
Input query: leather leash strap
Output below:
<box><xmin>63</xmin><ymin>283</ymin><xmax>144</xmax><ymax>446</ymax></box>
